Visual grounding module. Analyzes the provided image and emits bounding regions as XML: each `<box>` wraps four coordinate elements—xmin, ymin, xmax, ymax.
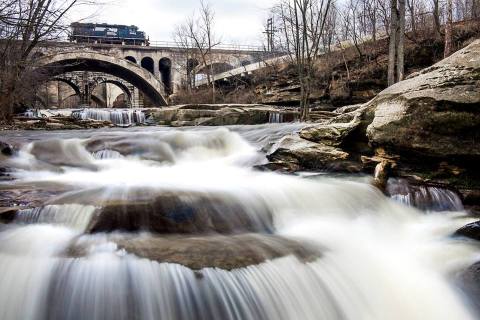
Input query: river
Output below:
<box><xmin>0</xmin><ymin>124</ymin><xmax>478</xmax><ymax>320</ymax></box>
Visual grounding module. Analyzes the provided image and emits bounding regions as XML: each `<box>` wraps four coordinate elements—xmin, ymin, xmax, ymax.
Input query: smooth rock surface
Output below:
<box><xmin>86</xmin><ymin>191</ymin><xmax>273</xmax><ymax>235</ymax></box>
<box><xmin>67</xmin><ymin>233</ymin><xmax>319</xmax><ymax>270</ymax></box>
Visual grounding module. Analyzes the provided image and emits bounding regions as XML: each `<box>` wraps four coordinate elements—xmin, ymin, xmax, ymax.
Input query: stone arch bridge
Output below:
<box><xmin>34</xmin><ymin>42</ymin><xmax>265</xmax><ymax>108</ymax></box>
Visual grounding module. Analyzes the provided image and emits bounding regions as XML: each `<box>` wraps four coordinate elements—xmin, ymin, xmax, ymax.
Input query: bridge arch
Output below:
<box><xmin>52</xmin><ymin>77</ymin><xmax>81</xmax><ymax>96</ymax></box>
<box><xmin>36</xmin><ymin>51</ymin><xmax>168</xmax><ymax>106</ymax></box>
<box><xmin>159</xmin><ymin>57</ymin><xmax>172</xmax><ymax>94</ymax></box>
<box><xmin>90</xmin><ymin>79</ymin><xmax>133</xmax><ymax>108</ymax></box>
<box><xmin>141</xmin><ymin>57</ymin><xmax>154</xmax><ymax>74</ymax></box>
<box><xmin>125</xmin><ymin>56</ymin><xmax>137</xmax><ymax>64</ymax></box>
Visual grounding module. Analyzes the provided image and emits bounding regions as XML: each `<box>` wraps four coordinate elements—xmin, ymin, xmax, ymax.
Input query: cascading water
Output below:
<box><xmin>269</xmin><ymin>112</ymin><xmax>284</xmax><ymax>123</ymax></box>
<box><xmin>0</xmin><ymin>125</ymin><xmax>479</xmax><ymax>320</ymax></box>
<box><xmin>22</xmin><ymin>109</ymin><xmax>41</xmax><ymax>118</ymax></box>
<box><xmin>72</xmin><ymin>108</ymin><xmax>146</xmax><ymax>126</ymax></box>
<box><xmin>387</xmin><ymin>178</ymin><xmax>465</xmax><ymax>212</ymax></box>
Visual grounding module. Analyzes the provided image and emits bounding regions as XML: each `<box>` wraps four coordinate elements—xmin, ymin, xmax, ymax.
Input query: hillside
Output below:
<box><xmin>175</xmin><ymin>20</ymin><xmax>480</xmax><ymax>109</ymax></box>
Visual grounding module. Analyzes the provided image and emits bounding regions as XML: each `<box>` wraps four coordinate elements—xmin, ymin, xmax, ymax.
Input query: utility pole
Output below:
<box><xmin>264</xmin><ymin>18</ymin><xmax>275</xmax><ymax>52</ymax></box>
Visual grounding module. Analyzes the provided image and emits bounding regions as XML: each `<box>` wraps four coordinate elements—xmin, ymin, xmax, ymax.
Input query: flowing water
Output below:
<box><xmin>0</xmin><ymin>124</ymin><xmax>479</xmax><ymax>320</ymax></box>
<box><xmin>71</xmin><ymin>108</ymin><xmax>146</xmax><ymax>126</ymax></box>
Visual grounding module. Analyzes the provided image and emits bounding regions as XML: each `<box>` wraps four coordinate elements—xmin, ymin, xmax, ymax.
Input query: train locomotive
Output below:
<box><xmin>70</xmin><ymin>23</ymin><xmax>149</xmax><ymax>46</ymax></box>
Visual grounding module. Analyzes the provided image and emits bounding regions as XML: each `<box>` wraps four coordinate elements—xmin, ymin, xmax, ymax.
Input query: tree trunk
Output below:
<box><xmin>397</xmin><ymin>0</ymin><xmax>406</xmax><ymax>81</ymax></box>
<box><xmin>407</xmin><ymin>0</ymin><xmax>416</xmax><ymax>37</ymax></box>
<box><xmin>388</xmin><ymin>0</ymin><xmax>398</xmax><ymax>86</ymax></box>
<box><xmin>433</xmin><ymin>0</ymin><xmax>442</xmax><ymax>38</ymax></box>
<box><xmin>444</xmin><ymin>0</ymin><xmax>453</xmax><ymax>57</ymax></box>
<box><xmin>207</xmin><ymin>60</ymin><xmax>216</xmax><ymax>103</ymax></box>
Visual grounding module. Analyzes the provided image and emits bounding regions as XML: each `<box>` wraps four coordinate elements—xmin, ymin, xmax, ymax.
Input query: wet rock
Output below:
<box><xmin>267</xmin><ymin>134</ymin><xmax>352</xmax><ymax>172</ymax></box>
<box><xmin>372</xmin><ymin>161</ymin><xmax>393</xmax><ymax>191</ymax></box>
<box><xmin>68</xmin><ymin>233</ymin><xmax>320</xmax><ymax>270</ymax></box>
<box><xmin>457</xmin><ymin>262</ymin><xmax>480</xmax><ymax>314</ymax></box>
<box><xmin>29</xmin><ymin>139</ymin><xmax>97</xmax><ymax>169</ymax></box>
<box><xmin>366</xmin><ymin>39</ymin><xmax>480</xmax><ymax>160</ymax></box>
<box><xmin>453</xmin><ymin>221</ymin><xmax>480</xmax><ymax>241</ymax></box>
<box><xmin>0</xmin><ymin>184</ymin><xmax>73</xmax><ymax>210</ymax></box>
<box><xmin>86</xmin><ymin>191</ymin><xmax>273</xmax><ymax>235</ymax></box>
<box><xmin>0</xmin><ymin>207</ymin><xmax>20</xmax><ymax>223</ymax></box>
<box><xmin>460</xmin><ymin>189</ymin><xmax>480</xmax><ymax>215</ymax></box>
<box><xmin>0</xmin><ymin>141</ymin><xmax>15</xmax><ymax>156</ymax></box>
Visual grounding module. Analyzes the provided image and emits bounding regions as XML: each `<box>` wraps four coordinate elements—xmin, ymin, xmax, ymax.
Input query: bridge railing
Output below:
<box><xmin>146</xmin><ymin>40</ymin><xmax>266</xmax><ymax>52</ymax></box>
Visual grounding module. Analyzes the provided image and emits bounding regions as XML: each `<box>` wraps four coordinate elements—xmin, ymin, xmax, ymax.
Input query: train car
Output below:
<box><xmin>70</xmin><ymin>23</ymin><xmax>149</xmax><ymax>46</ymax></box>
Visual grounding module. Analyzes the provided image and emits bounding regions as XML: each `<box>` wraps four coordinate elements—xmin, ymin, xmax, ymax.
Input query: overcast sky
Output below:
<box><xmin>69</xmin><ymin>0</ymin><xmax>278</xmax><ymax>46</ymax></box>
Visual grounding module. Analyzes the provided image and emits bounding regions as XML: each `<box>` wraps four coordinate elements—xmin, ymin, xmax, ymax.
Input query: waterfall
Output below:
<box><xmin>92</xmin><ymin>149</ymin><xmax>124</xmax><ymax>160</ymax></box>
<box><xmin>15</xmin><ymin>204</ymin><xmax>97</xmax><ymax>232</ymax></box>
<box><xmin>71</xmin><ymin>108</ymin><xmax>146</xmax><ymax>126</ymax></box>
<box><xmin>0</xmin><ymin>126</ymin><xmax>478</xmax><ymax>320</ymax></box>
<box><xmin>22</xmin><ymin>109</ymin><xmax>41</xmax><ymax>118</ymax></box>
<box><xmin>268</xmin><ymin>112</ymin><xmax>283</xmax><ymax>123</ymax></box>
<box><xmin>387</xmin><ymin>178</ymin><xmax>464</xmax><ymax>211</ymax></box>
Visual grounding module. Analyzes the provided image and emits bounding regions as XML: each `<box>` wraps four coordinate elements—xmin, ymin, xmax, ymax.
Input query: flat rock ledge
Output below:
<box><xmin>66</xmin><ymin>233</ymin><xmax>320</xmax><ymax>271</ymax></box>
<box><xmin>146</xmin><ymin>104</ymin><xmax>299</xmax><ymax>126</ymax></box>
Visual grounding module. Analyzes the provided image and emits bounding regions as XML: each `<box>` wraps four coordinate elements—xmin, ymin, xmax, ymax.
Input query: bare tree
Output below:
<box><xmin>173</xmin><ymin>23</ymin><xmax>199</xmax><ymax>92</ymax></box>
<box><xmin>444</xmin><ymin>0</ymin><xmax>453</xmax><ymax>57</ymax></box>
<box><xmin>198</xmin><ymin>0</ymin><xmax>218</xmax><ymax>102</ymax></box>
<box><xmin>432</xmin><ymin>0</ymin><xmax>442</xmax><ymax>38</ymax></box>
<box><xmin>178</xmin><ymin>0</ymin><xmax>220</xmax><ymax>103</ymax></box>
<box><xmin>388</xmin><ymin>0</ymin><xmax>398</xmax><ymax>86</ymax></box>
<box><xmin>406</xmin><ymin>0</ymin><xmax>417</xmax><ymax>37</ymax></box>
<box><xmin>274</xmin><ymin>0</ymin><xmax>332</xmax><ymax>120</ymax></box>
<box><xmin>341</xmin><ymin>0</ymin><xmax>364</xmax><ymax>59</ymax></box>
<box><xmin>397</xmin><ymin>0</ymin><xmax>406</xmax><ymax>81</ymax></box>
<box><xmin>0</xmin><ymin>0</ymin><xmax>96</xmax><ymax>120</ymax></box>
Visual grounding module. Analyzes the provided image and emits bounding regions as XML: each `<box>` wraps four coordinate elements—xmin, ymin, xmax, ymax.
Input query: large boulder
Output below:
<box><xmin>85</xmin><ymin>191</ymin><xmax>273</xmax><ymax>235</ymax></box>
<box><xmin>454</xmin><ymin>221</ymin><xmax>480</xmax><ymax>241</ymax></box>
<box><xmin>0</xmin><ymin>141</ymin><xmax>15</xmax><ymax>157</ymax></box>
<box><xmin>299</xmin><ymin>105</ymin><xmax>367</xmax><ymax>146</ymax></box>
<box><xmin>266</xmin><ymin>134</ymin><xmax>352</xmax><ymax>171</ymax></box>
<box><xmin>366</xmin><ymin>40</ymin><xmax>480</xmax><ymax>159</ymax></box>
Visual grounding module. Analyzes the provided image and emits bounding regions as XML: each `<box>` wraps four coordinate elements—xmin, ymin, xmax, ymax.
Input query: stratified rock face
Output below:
<box><xmin>148</xmin><ymin>104</ymin><xmax>298</xmax><ymax>126</ymax></box>
<box><xmin>366</xmin><ymin>40</ymin><xmax>480</xmax><ymax>159</ymax></box>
